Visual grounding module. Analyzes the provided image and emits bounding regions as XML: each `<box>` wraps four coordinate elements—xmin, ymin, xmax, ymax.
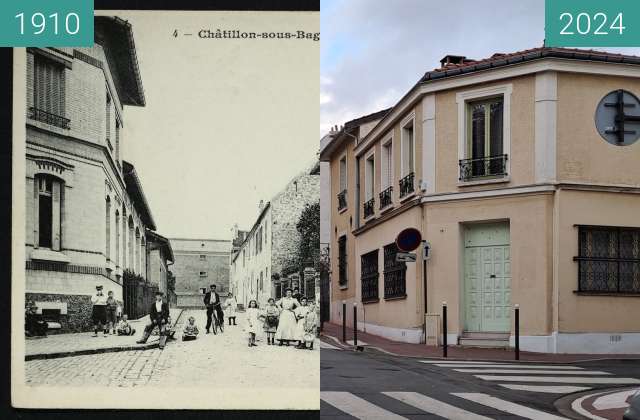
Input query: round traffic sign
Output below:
<box><xmin>395</xmin><ymin>228</ymin><xmax>422</xmax><ymax>252</ymax></box>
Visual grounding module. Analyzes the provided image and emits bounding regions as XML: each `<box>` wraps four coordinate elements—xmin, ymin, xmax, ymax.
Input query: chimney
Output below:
<box><xmin>258</xmin><ymin>199</ymin><xmax>264</xmax><ymax>213</ymax></box>
<box><xmin>439</xmin><ymin>54</ymin><xmax>468</xmax><ymax>68</ymax></box>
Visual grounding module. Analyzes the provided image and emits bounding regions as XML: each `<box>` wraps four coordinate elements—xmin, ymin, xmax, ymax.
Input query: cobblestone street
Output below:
<box><xmin>25</xmin><ymin>310</ymin><xmax>319</xmax><ymax>389</ymax></box>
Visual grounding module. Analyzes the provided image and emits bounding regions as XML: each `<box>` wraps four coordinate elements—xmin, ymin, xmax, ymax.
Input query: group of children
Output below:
<box><xmin>178</xmin><ymin>291</ymin><xmax>318</xmax><ymax>349</ymax></box>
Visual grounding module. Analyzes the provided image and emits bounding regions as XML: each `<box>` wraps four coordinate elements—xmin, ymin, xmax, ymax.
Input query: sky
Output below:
<box><xmin>320</xmin><ymin>0</ymin><xmax>640</xmax><ymax>136</ymax></box>
<box><xmin>110</xmin><ymin>11</ymin><xmax>319</xmax><ymax>240</ymax></box>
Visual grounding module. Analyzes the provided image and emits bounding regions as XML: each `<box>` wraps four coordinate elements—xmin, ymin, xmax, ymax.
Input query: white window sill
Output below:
<box><xmin>30</xmin><ymin>249</ymin><xmax>70</xmax><ymax>263</ymax></box>
<box><xmin>339</xmin><ymin>285</ymin><xmax>349</xmax><ymax>290</ymax></box>
<box><xmin>338</xmin><ymin>207</ymin><xmax>348</xmax><ymax>214</ymax></box>
<box><xmin>457</xmin><ymin>176</ymin><xmax>510</xmax><ymax>187</ymax></box>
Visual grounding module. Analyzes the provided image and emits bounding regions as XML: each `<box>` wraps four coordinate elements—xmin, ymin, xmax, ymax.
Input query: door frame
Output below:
<box><xmin>460</xmin><ymin>219</ymin><xmax>511</xmax><ymax>333</ymax></box>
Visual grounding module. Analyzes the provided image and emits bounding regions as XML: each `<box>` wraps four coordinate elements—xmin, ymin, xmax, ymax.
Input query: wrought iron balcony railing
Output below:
<box><xmin>363</xmin><ymin>198</ymin><xmax>375</xmax><ymax>219</ymax></box>
<box><xmin>29</xmin><ymin>107</ymin><xmax>70</xmax><ymax>130</ymax></box>
<box><xmin>399</xmin><ymin>172</ymin><xmax>415</xmax><ymax>198</ymax></box>
<box><xmin>337</xmin><ymin>189</ymin><xmax>347</xmax><ymax>211</ymax></box>
<box><xmin>379</xmin><ymin>186</ymin><xmax>393</xmax><ymax>209</ymax></box>
<box><xmin>459</xmin><ymin>154</ymin><xmax>508</xmax><ymax>181</ymax></box>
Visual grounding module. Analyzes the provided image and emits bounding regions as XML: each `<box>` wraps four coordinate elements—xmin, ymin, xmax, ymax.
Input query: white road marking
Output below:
<box><xmin>592</xmin><ymin>389</ymin><xmax>636</xmax><ymax>410</ymax></box>
<box><xmin>432</xmin><ymin>364</ymin><xmax>583</xmax><ymax>369</ymax></box>
<box><xmin>384</xmin><ymin>391</ymin><xmax>492</xmax><ymax>420</ymax></box>
<box><xmin>421</xmin><ymin>360</ymin><xmax>503</xmax><ymax>364</ymax></box>
<box><xmin>346</xmin><ymin>340</ymin><xmax>367</xmax><ymax>346</ymax></box>
<box><xmin>475</xmin><ymin>375</ymin><xmax>640</xmax><ymax>384</ymax></box>
<box><xmin>452</xmin><ymin>392</ymin><xmax>569</xmax><ymax>419</ymax></box>
<box><xmin>499</xmin><ymin>384</ymin><xmax>591</xmax><ymax>394</ymax></box>
<box><xmin>321</xmin><ymin>391</ymin><xmax>406</xmax><ymax>419</ymax></box>
<box><xmin>571</xmin><ymin>391</ymin><xmax>611</xmax><ymax>420</ymax></box>
<box><xmin>456</xmin><ymin>369</ymin><xmax>610</xmax><ymax>375</ymax></box>
<box><xmin>320</xmin><ymin>341</ymin><xmax>342</xmax><ymax>350</ymax></box>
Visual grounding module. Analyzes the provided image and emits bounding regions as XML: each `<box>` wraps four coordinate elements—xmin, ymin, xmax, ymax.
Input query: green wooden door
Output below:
<box><xmin>463</xmin><ymin>223</ymin><xmax>511</xmax><ymax>332</ymax></box>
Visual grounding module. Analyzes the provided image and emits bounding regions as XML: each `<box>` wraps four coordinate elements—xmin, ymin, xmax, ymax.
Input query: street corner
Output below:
<box><xmin>557</xmin><ymin>386</ymin><xmax>640</xmax><ymax>420</ymax></box>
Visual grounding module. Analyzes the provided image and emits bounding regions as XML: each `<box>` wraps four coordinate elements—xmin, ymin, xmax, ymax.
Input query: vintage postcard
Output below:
<box><xmin>12</xmin><ymin>9</ymin><xmax>319</xmax><ymax>410</ymax></box>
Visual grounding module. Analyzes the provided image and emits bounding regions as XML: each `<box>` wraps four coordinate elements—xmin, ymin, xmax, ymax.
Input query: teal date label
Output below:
<box><xmin>546</xmin><ymin>0</ymin><xmax>640</xmax><ymax>47</ymax></box>
<box><xmin>0</xmin><ymin>0</ymin><xmax>94</xmax><ymax>47</ymax></box>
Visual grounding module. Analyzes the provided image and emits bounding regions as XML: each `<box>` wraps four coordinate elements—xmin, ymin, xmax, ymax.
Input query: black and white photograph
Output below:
<box><xmin>11</xmin><ymin>9</ymin><xmax>319</xmax><ymax>410</ymax></box>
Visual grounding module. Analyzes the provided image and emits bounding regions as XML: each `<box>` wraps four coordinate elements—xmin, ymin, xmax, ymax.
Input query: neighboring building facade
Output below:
<box><xmin>230</xmin><ymin>162</ymin><xmax>320</xmax><ymax>308</ymax></box>
<box><xmin>321</xmin><ymin>47</ymin><xmax>640</xmax><ymax>353</ymax></box>
<box><xmin>23</xmin><ymin>17</ymin><xmax>172</xmax><ymax>332</ymax></box>
<box><xmin>145</xmin><ymin>230</ymin><xmax>174</xmax><ymax>295</ymax></box>
<box><xmin>170</xmin><ymin>238</ymin><xmax>232</xmax><ymax>308</ymax></box>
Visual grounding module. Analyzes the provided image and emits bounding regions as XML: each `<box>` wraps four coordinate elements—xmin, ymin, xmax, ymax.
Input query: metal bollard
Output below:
<box><xmin>442</xmin><ymin>301</ymin><xmax>448</xmax><ymax>358</ymax></box>
<box><xmin>342</xmin><ymin>300</ymin><xmax>346</xmax><ymax>343</ymax></box>
<box><xmin>515</xmin><ymin>304</ymin><xmax>520</xmax><ymax>361</ymax></box>
<box><xmin>353</xmin><ymin>302</ymin><xmax>358</xmax><ymax>347</ymax></box>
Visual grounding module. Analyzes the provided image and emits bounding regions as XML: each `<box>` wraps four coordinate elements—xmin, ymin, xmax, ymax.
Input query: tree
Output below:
<box><xmin>296</xmin><ymin>202</ymin><xmax>320</xmax><ymax>271</ymax></box>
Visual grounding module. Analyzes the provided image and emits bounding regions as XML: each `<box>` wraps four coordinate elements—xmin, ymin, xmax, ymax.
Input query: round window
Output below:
<box><xmin>595</xmin><ymin>89</ymin><xmax>640</xmax><ymax>146</ymax></box>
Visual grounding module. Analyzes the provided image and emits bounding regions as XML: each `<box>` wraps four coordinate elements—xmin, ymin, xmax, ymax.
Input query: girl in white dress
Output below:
<box><xmin>274</xmin><ymin>289</ymin><xmax>300</xmax><ymax>346</ymax></box>
<box><xmin>244</xmin><ymin>299</ymin><xmax>261</xmax><ymax>347</ymax></box>
<box><xmin>294</xmin><ymin>297</ymin><xmax>311</xmax><ymax>349</ymax></box>
<box><xmin>225</xmin><ymin>293</ymin><xmax>237</xmax><ymax>326</ymax></box>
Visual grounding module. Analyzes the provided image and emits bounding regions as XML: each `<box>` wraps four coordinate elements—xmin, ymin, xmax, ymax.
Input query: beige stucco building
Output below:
<box><xmin>321</xmin><ymin>48</ymin><xmax>640</xmax><ymax>354</ymax></box>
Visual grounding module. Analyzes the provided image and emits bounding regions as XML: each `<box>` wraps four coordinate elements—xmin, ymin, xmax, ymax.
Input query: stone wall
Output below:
<box><xmin>270</xmin><ymin>166</ymin><xmax>320</xmax><ymax>277</ymax></box>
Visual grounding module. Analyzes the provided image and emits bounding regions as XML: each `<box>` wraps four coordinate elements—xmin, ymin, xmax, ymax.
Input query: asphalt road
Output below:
<box><xmin>320</xmin><ymin>343</ymin><xmax>640</xmax><ymax>419</ymax></box>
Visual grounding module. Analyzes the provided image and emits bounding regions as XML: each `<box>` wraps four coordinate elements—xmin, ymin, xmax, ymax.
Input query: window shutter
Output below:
<box><xmin>51</xmin><ymin>181</ymin><xmax>61</xmax><ymax>251</ymax></box>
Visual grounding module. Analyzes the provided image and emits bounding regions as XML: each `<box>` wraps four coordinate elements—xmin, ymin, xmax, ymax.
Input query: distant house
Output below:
<box><xmin>170</xmin><ymin>238</ymin><xmax>232</xmax><ymax>308</ymax></box>
<box><xmin>230</xmin><ymin>161</ymin><xmax>320</xmax><ymax>308</ymax></box>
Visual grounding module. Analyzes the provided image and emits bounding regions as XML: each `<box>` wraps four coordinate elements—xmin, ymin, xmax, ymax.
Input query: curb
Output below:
<box><xmin>321</xmin><ymin>332</ymin><xmax>640</xmax><ymax>364</ymax></box>
<box><xmin>25</xmin><ymin>309</ymin><xmax>185</xmax><ymax>361</ymax></box>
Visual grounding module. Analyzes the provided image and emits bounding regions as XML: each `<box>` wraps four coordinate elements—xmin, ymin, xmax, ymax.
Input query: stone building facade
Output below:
<box><xmin>145</xmin><ymin>230</ymin><xmax>174</xmax><ymax>295</ymax></box>
<box><xmin>24</xmin><ymin>17</ymin><xmax>170</xmax><ymax>332</ymax></box>
<box><xmin>230</xmin><ymin>162</ymin><xmax>320</xmax><ymax>308</ymax></box>
<box><xmin>170</xmin><ymin>238</ymin><xmax>232</xmax><ymax>308</ymax></box>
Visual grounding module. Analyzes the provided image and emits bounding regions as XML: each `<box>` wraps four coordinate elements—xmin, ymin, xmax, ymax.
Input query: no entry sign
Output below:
<box><xmin>395</xmin><ymin>228</ymin><xmax>422</xmax><ymax>252</ymax></box>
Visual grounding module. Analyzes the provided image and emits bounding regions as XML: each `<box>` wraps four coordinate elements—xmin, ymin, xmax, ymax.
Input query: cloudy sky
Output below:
<box><xmin>112</xmin><ymin>11</ymin><xmax>319</xmax><ymax>240</ymax></box>
<box><xmin>320</xmin><ymin>0</ymin><xmax>640</xmax><ymax>135</ymax></box>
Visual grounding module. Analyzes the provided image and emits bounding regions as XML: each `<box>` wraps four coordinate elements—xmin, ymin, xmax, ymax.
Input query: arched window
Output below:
<box><xmin>35</xmin><ymin>174</ymin><xmax>62</xmax><ymax>250</ymax></box>
<box><xmin>115</xmin><ymin>210</ymin><xmax>120</xmax><ymax>267</ymax></box>
<box><xmin>128</xmin><ymin>217</ymin><xmax>134</xmax><ymax>271</ymax></box>
<box><xmin>105</xmin><ymin>196</ymin><xmax>111</xmax><ymax>260</ymax></box>
<box><xmin>122</xmin><ymin>206</ymin><xmax>127</xmax><ymax>268</ymax></box>
<box><xmin>135</xmin><ymin>228</ymin><xmax>140</xmax><ymax>274</ymax></box>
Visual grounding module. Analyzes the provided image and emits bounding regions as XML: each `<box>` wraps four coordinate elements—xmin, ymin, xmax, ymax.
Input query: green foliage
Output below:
<box><xmin>123</xmin><ymin>269</ymin><xmax>145</xmax><ymax>284</ymax></box>
<box><xmin>296</xmin><ymin>201</ymin><xmax>320</xmax><ymax>271</ymax></box>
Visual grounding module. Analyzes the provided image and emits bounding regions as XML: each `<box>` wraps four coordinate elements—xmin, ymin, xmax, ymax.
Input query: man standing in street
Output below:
<box><xmin>136</xmin><ymin>291</ymin><xmax>171</xmax><ymax>349</ymax></box>
<box><xmin>204</xmin><ymin>284</ymin><xmax>223</xmax><ymax>333</ymax></box>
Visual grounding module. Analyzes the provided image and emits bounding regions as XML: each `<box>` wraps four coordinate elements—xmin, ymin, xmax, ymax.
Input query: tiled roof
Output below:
<box><xmin>422</xmin><ymin>47</ymin><xmax>640</xmax><ymax>82</ymax></box>
<box><xmin>344</xmin><ymin>107</ymin><xmax>393</xmax><ymax>129</ymax></box>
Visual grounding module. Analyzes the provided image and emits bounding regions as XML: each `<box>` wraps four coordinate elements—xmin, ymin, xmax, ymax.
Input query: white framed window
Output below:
<box><xmin>339</xmin><ymin>155</ymin><xmax>347</xmax><ymax>192</ymax></box>
<box><xmin>400</xmin><ymin>116</ymin><xmax>415</xmax><ymax>177</ymax></box>
<box><xmin>456</xmin><ymin>84</ymin><xmax>512</xmax><ymax>181</ymax></box>
<box><xmin>364</xmin><ymin>152</ymin><xmax>375</xmax><ymax>201</ymax></box>
<box><xmin>381</xmin><ymin>138</ymin><xmax>393</xmax><ymax>190</ymax></box>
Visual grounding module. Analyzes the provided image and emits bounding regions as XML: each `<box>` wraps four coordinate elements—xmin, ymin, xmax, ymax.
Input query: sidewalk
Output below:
<box><xmin>321</xmin><ymin>322</ymin><xmax>640</xmax><ymax>363</ymax></box>
<box><xmin>25</xmin><ymin>308</ymin><xmax>183</xmax><ymax>360</ymax></box>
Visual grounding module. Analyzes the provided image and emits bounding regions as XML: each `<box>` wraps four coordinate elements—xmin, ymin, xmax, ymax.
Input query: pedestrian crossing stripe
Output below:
<box><xmin>383</xmin><ymin>391</ymin><xmax>492</xmax><ymax>420</ymax></box>
<box><xmin>452</xmin><ymin>393</ymin><xmax>569</xmax><ymax>420</ymax></box>
<box><xmin>455</xmin><ymin>368</ymin><xmax>610</xmax><ymax>375</ymax></box>
<box><xmin>321</xmin><ymin>391</ymin><xmax>405</xmax><ymax>419</ymax></box>
<box><xmin>499</xmin><ymin>384</ymin><xmax>592</xmax><ymax>394</ymax></box>
<box><xmin>320</xmin><ymin>391</ymin><xmax>571</xmax><ymax>419</ymax></box>
<box><xmin>427</xmin><ymin>363</ymin><xmax>584</xmax><ymax>369</ymax></box>
<box><xmin>475</xmin><ymin>375</ymin><xmax>640</xmax><ymax>384</ymax></box>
